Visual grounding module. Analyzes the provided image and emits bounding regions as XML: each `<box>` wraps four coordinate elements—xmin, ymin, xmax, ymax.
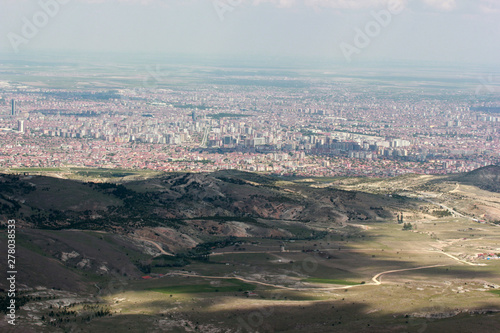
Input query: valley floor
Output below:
<box><xmin>3</xmin><ymin>216</ymin><xmax>500</xmax><ymax>332</ymax></box>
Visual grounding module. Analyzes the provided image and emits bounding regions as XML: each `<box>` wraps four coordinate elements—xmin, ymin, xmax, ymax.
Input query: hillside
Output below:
<box><xmin>0</xmin><ymin>171</ymin><xmax>397</xmax><ymax>233</ymax></box>
<box><xmin>1</xmin><ymin>169</ymin><xmax>500</xmax><ymax>332</ymax></box>
<box><xmin>451</xmin><ymin>165</ymin><xmax>500</xmax><ymax>193</ymax></box>
<box><xmin>0</xmin><ymin>170</ymin><xmax>401</xmax><ymax>293</ymax></box>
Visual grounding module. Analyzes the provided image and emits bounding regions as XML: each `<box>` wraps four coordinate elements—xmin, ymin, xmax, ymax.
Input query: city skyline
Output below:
<box><xmin>0</xmin><ymin>0</ymin><xmax>499</xmax><ymax>67</ymax></box>
<box><xmin>1</xmin><ymin>63</ymin><xmax>498</xmax><ymax>178</ymax></box>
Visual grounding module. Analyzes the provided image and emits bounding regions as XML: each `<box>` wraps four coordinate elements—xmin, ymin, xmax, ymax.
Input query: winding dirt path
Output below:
<box><xmin>168</xmin><ymin>263</ymin><xmax>451</xmax><ymax>292</ymax></box>
<box><xmin>432</xmin><ymin>250</ymin><xmax>486</xmax><ymax>266</ymax></box>
<box><xmin>136</xmin><ymin>237</ymin><xmax>175</xmax><ymax>256</ymax></box>
<box><xmin>211</xmin><ymin>250</ymin><xmax>301</xmax><ymax>256</ymax></box>
<box><xmin>169</xmin><ymin>272</ymin><xmax>300</xmax><ymax>290</ymax></box>
<box><xmin>371</xmin><ymin>264</ymin><xmax>447</xmax><ymax>285</ymax></box>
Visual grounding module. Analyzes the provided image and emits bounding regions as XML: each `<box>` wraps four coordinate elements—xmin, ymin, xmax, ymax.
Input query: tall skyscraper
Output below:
<box><xmin>11</xmin><ymin>99</ymin><xmax>15</xmax><ymax>116</ymax></box>
<box><xmin>18</xmin><ymin>120</ymin><xmax>24</xmax><ymax>133</ymax></box>
<box><xmin>192</xmin><ymin>111</ymin><xmax>197</xmax><ymax>122</ymax></box>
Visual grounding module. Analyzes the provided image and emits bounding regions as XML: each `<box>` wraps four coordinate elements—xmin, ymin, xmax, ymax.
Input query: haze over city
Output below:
<box><xmin>1</xmin><ymin>0</ymin><xmax>499</xmax><ymax>67</ymax></box>
<box><xmin>1</xmin><ymin>1</ymin><xmax>500</xmax><ymax>333</ymax></box>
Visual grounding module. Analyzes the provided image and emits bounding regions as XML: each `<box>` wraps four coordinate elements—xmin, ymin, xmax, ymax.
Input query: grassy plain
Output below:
<box><xmin>54</xmin><ymin>216</ymin><xmax>499</xmax><ymax>332</ymax></box>
<box><xmin>2</xmin><ymin>169</ymin><xmax>500</xmax><ymax>332</ymax></box>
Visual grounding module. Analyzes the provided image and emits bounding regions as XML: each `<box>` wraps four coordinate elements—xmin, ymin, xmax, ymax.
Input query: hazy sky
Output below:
<box><xmin>1</xmin><ymin>0</ymin><xmax>499</xmax><ymax>67</ymax></box>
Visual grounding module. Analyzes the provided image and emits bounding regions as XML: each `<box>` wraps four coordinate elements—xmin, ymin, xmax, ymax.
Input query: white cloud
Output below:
<box><xmin>252</xmin><ymin>0</ymin><xmax>389</xmax><ymax>10</ymax></box>
<box><xmin>305</xmin><ymin>0</ymin><xmax>388</xmax><ymax>9</ymax></box>
<box><xmin>253</xmin><ymin>0</ymin><xmax>297</xmax><ymax>8</ymax></box>
<box><xmin>479</xmin><ymin>0</ymin><xmax>500</xmax><ymax>13</ymax></box>
<box><xmin>250</xmin><ymin>0</ymin><xmax>455</xmax><ymax>11</ymax></box>
<box><xmin>421</xmin><ymin>0</ymin><xmax>456</xmax><ymax>11</ymax></box>
<box><xmin>73</xmin><ymin>0</ymin><xmax>168</xmax><ymax>4</ymax></box>
<box><xmin>62</xmin><ymin>0</ymin><xmax>500</xmax><ymax>13</ymax></box>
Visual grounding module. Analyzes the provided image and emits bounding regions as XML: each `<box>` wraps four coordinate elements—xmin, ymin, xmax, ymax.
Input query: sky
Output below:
<box><xmin>0</xmin><ymin>0</ymin><xmax>499</xmax><ymax>67</ymax></box>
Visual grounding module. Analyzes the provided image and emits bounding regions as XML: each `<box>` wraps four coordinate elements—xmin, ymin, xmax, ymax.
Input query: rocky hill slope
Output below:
<box><xmin>0</xmin><ymin>170</ymin><xmax>396</xmax><ymax>232</ymax></box>
<box><xmin>451</xmin><ymin>165</ymin><xmax>500</xmax><ymax>193</ymax></box>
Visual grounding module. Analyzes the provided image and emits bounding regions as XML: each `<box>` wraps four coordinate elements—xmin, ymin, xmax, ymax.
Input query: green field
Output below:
<box><xmin>150</xmin><ymin>279</ymin><xmax>256</xmax><ymax>294</ymax></box>
<box><xmin>7</xmin><ymin>167</ymin><xmax>163</xmax><ymax>180</ymax></box>
<box><xmin>10</xmin><ymin>167</ymin><xmax>64</xmax><ymax>172</ymax></box>
<box><xmin>207</xmin><ymin>112</ymin><xmax>252</xmax><ymax>119</ymax></box>
<box><xmin>302</xmin><ymin>278</ymin><xmax>362</xmax><ymax>285</ymax></box>
<box><xmin>3</xmin><ymin>169</ymin><xmax>500</xmax><ymax>332</ymax></box>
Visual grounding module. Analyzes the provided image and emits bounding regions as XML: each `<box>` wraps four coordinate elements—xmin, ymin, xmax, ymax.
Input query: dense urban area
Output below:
<box><xmin>1</xmin><ymin>68</ymin><xmax>499</xmax><ymax>177</ymax></box>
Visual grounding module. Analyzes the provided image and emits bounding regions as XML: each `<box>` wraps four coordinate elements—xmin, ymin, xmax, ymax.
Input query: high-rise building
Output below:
<box><xmin>11</xmin><ymin>99</ymin><xmax>15</xmax><ymax>116</ymax></box>
<box><xmin>18</xmin><ymin>120</ymin><xmax>24</xmax><ymax>133</ymax></box>
<box><xmin>192</xmin><ymin>111</ymin><xmax>197</xmax><ymax>122</ymax></box>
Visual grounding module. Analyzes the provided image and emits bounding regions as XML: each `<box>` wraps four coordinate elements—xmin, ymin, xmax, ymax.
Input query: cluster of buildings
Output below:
<box><xmin>477</xmin><ymin>253</ymin><xmax>500</xmax><ymax>260</ymax></box>
<box><xmin>0</xmin><ymin>77</ymin><xmax>498</xmax><ymax>177</ymax></box>
<box><xmin>2</xmin><ymin>99</ymin><xmax>24</xmax><ymax>133</ymax></box>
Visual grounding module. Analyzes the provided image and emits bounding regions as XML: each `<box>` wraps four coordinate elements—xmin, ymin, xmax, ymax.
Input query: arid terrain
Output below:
<box><xmin>1</xmin><ymin>166</ymin><xmax>500</xmax><ymax>332</ymax></box>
